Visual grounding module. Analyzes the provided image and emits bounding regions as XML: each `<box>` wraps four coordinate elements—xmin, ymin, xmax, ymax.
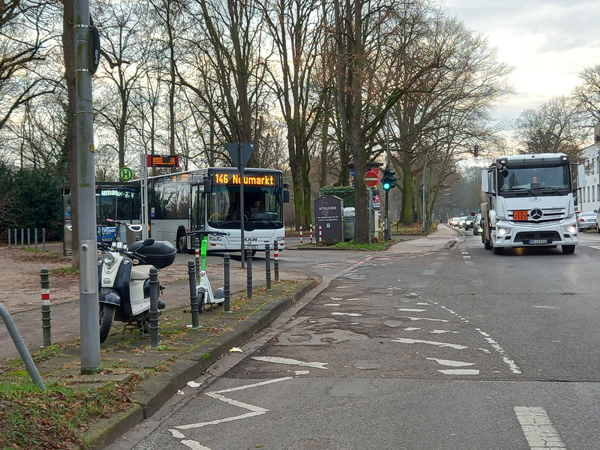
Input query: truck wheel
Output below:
<box><xmin>492</xmin><ymin>245</ymin><xmax>504</xmax><ymax>255</ymax></box>
<box><xmin>562</xmin><ymin>245</ymin><xmax>575</xmax><ymax>254</ymax></box>
<box><xmin>99</xmin><ymin>304</ymin><xmax>116</xmax><ymax>343</ymax></box>
<box><xmin>596</xmin><ymin>226</ymin><xmax>600</xmax><ymax>234</ymax></box>
<box><xmin>484</xmin><ymin>234</ymin><xmax>492</xmax><ymax>250</ymax></box>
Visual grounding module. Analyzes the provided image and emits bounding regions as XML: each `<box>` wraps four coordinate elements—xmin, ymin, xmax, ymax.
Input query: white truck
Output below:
<box><xmin>480</xmin><ymin>153</ymin><xmax>578</xmax><ymax>255</ymax></box>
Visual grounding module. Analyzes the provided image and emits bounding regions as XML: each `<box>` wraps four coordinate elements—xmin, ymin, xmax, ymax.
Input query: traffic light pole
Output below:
<box><xmin>384</xmin><ymin>115</ymin><xmax>391</xmax><ymax>241</ymax></box>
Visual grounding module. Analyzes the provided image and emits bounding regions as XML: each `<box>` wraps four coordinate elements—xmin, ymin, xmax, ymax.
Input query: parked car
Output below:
<box><xmin>578</xmin><ymin>211</ymin><xmax>597</xmax><ymax>231</ymax></box>
<box><xmin>458</xmin><ymin>216</ymin><xmax>467</xmax><ymax>228</ymax></box>
<box><xmin>473</xmin><ymin>213</ymin><xmax>483</xmax><ymax>235</ymax></box>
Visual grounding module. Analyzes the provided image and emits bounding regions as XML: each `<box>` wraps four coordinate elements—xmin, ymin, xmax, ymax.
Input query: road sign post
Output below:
<box><xmin>225</xmin><ymin>143</ymin><xmax>255</xmax><ymax>268</ymax></box>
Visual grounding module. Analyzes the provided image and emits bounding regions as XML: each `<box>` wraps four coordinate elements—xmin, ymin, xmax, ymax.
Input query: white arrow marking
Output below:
<box><xmin>252</xmin><ymin>356</ymin><xmax>329</xmax><ymax>369</ymax></box>
<box><xmin>427</xmin><ymin>358</ymin><xmax>475</xmax><ymax>367</ymax></box>
<box><xmin>392</xmin><ymin>338</ymin><xmax>467</xmax><ymax>350</ymax></box>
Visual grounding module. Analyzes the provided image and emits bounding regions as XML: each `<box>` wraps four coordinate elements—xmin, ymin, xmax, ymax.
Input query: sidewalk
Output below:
<box><xmin>0</xmin><ymin>225</ymin><xmax>460</xmax><ymax>450</ymax></box>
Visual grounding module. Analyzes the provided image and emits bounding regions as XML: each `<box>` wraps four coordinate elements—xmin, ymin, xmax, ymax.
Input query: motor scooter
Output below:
<box><xmin>97</xmin><ymin>222</ymin><xmax>177</xmax><ymax>343</ymax></box>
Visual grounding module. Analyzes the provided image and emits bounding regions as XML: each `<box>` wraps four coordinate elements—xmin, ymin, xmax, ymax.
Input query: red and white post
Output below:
<box><xmin>300</xmin><ymin>226</ymin><xmax>303</xmax><ymax>245</ymax></box>
<box><xmin>41</xmin><ymin>267</ymin><xmax>51</xmax><ymax>347</ymax></box>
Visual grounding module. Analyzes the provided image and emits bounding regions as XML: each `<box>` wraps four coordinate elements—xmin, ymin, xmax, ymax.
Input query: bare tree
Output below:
<box><xmin>515</xmin><ymin>96</ymin><xmax>587</xmax><ymax>161</ymax></box>
<box><xmin>93</xmin><ymin>0</ymin><xmax>151</xmax><ymax>169</ymax></box>
<box><xmin>260</xmin><ymin>0</ymin><xmax>328</xmax><ymax>229</ymax></box>
<box><xmin>574</xmin><ymin>64</ymin><xmax>600</xmax><ymax>128</ymax></box>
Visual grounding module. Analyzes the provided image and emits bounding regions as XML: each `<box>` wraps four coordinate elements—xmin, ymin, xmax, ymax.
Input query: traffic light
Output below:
<box><xmin>382</xmin><ymin>169</ymin><xmax>396</xmax><ymax>191</ymax></box>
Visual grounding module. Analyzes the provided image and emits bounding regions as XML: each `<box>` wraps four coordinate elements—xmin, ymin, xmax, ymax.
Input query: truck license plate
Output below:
<box><xmin>528</xmin><ymin>239</ymin><xmax>548</xmax><ymax>244</ymax></box>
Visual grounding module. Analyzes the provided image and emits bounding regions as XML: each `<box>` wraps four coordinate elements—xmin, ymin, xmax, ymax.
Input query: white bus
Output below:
<box><xmin>146</xmin><ymin>167</ymin><xmax>288</xmax><ymax>253</ymax></box>
<box><xmin>62</xmin><ymin>167</ymin><xmax>289</xmax><ymax>253</ymax></box>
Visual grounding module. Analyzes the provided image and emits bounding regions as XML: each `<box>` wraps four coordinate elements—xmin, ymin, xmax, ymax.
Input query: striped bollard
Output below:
<box><xmin>300</xmin><ymin>226</ymin><xmax>303</xmax><ymax>245</ymax></box>
<box><xmin>310</xmin><ymin>224</ymin><xmax>313</xmax><ymax>243</ymax></box>
<box><xmin>41</xmin><ymin>268</ymin><xmax>51</xmax><ymax>347</ymax></box>
<box><xmin>274</xmin><ymin>248</ymin><xmax>279</xmax><ymax>282</ymax></box>
<box><xmin>319</xmin><ymin>225</ymin><xmax>322</xmax><ymax>244</ymax></box>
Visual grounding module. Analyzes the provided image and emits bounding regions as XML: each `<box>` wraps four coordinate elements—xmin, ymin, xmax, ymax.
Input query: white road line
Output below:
<box><xmin>407</xmin><ymin>317</ymin><xmax>449</xmax><ymax>322</ymax></box>
<box><xmin>252</xmin><ymin>356</ymin><xmax>329</xmax><ymax>369</ymax></box>
<box><xmin>397</xmin><ymin>308</ymin><xmax>427</xmax><ymax>312</ymax></box>
<box><xmin>438</xmin><ymin>369</ymin><xmax>479</xmax><ymax>375</ymax></box>
<box><xmin>514</xmin><ymin>406</ymin><xmax>566</xmax><ymax>449</ymax></box>
<box><xmin>391</xmin><ymin>338</ymin><xmax>467</xmax><ymax>350</ymax></box>
<box><xmin>175</xmin><ymin>377</ymin><xmax>293</xmax><ymax>431</ymax></box>
<box><xmin>426</xmin><ymin>358</ymin><xmax>474</xmax><ymax>367</ymax></box>
<box><xmin>181</xmin><ymin>440</ymin><xmax>212</xmax><ymax>450</ymax></box>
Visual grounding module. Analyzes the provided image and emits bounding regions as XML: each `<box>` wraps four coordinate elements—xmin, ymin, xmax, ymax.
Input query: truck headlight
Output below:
<box><xmin>497</xmin><ymin>227</ymin><xmax>510</xmax><ymax>236</ymax></box>
<box><xmin>564</xmin><ymin>224</ymin><xmax>576</xmax><ymax>234</ymax></box>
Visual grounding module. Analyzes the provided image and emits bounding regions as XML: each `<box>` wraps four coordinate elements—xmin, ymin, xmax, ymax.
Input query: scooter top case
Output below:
<box><xmin>128</xmin><ymin>240</ymin><xmax>176</xmax><ymax>268</ymax></box>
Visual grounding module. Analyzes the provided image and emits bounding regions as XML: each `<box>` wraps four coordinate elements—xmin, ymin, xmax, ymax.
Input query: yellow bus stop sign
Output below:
<box><xmin>119</xmin><ymin>167</ymin><xmax>133</xmax><ymax>182</ymax></box>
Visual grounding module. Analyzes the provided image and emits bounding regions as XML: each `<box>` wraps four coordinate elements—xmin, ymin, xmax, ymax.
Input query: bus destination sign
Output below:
<box><xmin>147</xmin><ymin>155</ymin><xmax>180</xmax><ymax>168</ymax></box>
<box><xmin>214</xmin><ymin>172</ymin><xmax>275</xmax><ymax>186</ymax></box>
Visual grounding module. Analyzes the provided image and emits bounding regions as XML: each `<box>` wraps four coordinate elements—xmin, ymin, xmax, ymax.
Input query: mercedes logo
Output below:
<box><xmin>530</xmin><ymin>208</ymin><xmax>543</xmax><ymax>220</ymax></box>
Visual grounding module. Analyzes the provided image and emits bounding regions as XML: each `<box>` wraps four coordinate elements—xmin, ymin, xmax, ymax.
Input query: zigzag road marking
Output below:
<box><xmin>170</xmin><ymin>377</ymin><xmax>293</xmax><ymax>449</ymax></box>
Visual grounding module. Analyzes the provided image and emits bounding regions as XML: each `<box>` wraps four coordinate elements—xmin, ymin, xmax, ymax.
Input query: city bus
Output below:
<box><xmin>62</xmin><ymin>167</ymin><xmax>288</xmax><ymax>253</ymax></box>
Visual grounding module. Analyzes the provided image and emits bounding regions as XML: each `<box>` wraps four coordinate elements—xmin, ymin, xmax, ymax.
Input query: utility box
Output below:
<box><xmin>343</xmin><ymin>207</ymin><xmax>355</xmax><ymax>241</ymax></box>
<box><xmin>314</xmin><ymin>195</ymin><xmax>344</xmax><ymax>245</ymax></box>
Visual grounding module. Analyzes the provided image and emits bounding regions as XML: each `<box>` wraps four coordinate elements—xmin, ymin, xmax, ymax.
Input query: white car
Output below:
<box><xmin>578</xmin><ymin>211</ymin><xmax>597</xmax><ymax>232</ymax></box>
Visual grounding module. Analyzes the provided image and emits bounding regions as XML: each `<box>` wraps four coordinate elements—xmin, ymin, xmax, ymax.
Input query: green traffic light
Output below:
<box><xmin>383</xmin><ymin>181</ymin><xmax>391</xmax><ymax>191</ymax></box>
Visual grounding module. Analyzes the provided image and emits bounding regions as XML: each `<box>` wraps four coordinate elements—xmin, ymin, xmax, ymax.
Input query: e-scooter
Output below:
<box><xmin>98</xmin><ymin>221</ymin><xmax>176</xmax><ymax>342</ymax></box>
<box><xmin>189</xmin><ymin>230</ymin><xmax>227</xmax><ymax>312</ymax></box>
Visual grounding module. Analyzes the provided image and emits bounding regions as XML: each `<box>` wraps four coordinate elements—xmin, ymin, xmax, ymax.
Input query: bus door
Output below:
<box><xmin>190</xmin><ymin>183</ymin><xmax>206</xmax><ymax>234</ymax></box>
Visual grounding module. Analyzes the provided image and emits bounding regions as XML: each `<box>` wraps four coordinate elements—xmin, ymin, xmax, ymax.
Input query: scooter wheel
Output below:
<box><xmin>99</xmin><ymin>304</ymin><xmax>116</xmax><ymax>343</ymax></box>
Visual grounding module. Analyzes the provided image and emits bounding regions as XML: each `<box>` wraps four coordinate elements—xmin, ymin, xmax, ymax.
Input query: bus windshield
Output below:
<box><xmin>208</xmin><ymin>185</ymin><xmax>283</xmax><ymax>230</ymax></box>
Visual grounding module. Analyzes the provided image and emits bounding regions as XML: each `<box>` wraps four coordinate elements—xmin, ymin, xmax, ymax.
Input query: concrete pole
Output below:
<box><xmin>74</xmin><ymin>0</ymin><xmax>100</xmax><ymax>374</ymax></box>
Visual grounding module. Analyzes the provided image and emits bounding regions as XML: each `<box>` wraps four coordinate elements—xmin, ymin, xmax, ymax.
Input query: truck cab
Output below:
<box><xmin>480</xmin><ymin>153</ymin><xmax>578</xmax><ymax>254</ymax></box>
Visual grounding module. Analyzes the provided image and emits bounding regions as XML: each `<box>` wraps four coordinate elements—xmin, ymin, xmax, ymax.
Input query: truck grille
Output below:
<box><xmin>508</xmin><ymin>207</ymin><xmax>565</xmax><ymax>223</ymax></box>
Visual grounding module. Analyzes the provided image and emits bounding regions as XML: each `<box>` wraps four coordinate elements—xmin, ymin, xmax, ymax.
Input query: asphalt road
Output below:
<box><xmin>107</xmin><ymin>230</ymin><xmax>600</xmax><ymax>449</ymax></box>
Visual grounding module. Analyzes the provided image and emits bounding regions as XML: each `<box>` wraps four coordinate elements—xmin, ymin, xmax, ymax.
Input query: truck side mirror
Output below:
<box><xmin>481</xmin><ymin>170</ymin><xmax>489</xmax><ymax>193</ymax></box>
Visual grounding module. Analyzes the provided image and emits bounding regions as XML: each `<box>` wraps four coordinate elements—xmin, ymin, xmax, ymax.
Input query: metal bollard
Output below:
<box><xmin>21</xmin><ymin>229</ymin><xmax>24</xmax><ymax>249</ymax></box>
<box><xmin>42</xmin><ymin>228</ymin><xmax>45</xmax><ymax>252</ymax></box>
<box><xmin>149</xmin><ymin>268</ymin><xmax>159</xmax><ymax>349</ymax></box>
<box><xmin>41</xmin><ymin>268</ymin><xmax>51</xmax><ymax>347</ymax></box>
<box><xmin>265</xmin><ymin>243</ymin><xmax>271</xmax><ymax>290</ymax></box>
<box><xmin>7</xmin><ymin>228</ymin><xmax>10</xmax><ymax>246</ymax></box>
<box><xmin>27</xmin><ymin>229</ymin><xmax>30</xmax><ymax>248</ymax></box>
<box><xmin>246</xmin><ymin>248</ymin><xmax>253</xmax><ymax>299</ymax></box>
<box><xmin>274</xmin><ymin>248</ymin><xmax>279</xmax><ymax>282</ymax></box>
<box><xmin>194</xmin><ymin>237</ymin><xmax>200</xmax><ymax>283</ymax></box>
<box><xmin>188</xmin><ymin>260</ymin><xmax>200</xmax><ymax>328</ymax></box>
<box><xmin>319</xmin><ymin>225</ymin><xmax>322</xmax><ymax>244</ymax></box>
<box><xmin>300</xmin><ymin>226</ymin><xmax>303</xmax><ymax>245</ymax></box>
<box><xmin>224</xmin><ymin>253</ymin><xmax>231</xmax><ymax>312</ymax></box>
<box><xmin>35</xmin><ymin>228</ymin><xmax>38</xmax><ymax>251</ymax></box>
<box><xmin>13</xmin><ymin>229</ymin><xmax>16</xmax><ymax>248</ymax></box>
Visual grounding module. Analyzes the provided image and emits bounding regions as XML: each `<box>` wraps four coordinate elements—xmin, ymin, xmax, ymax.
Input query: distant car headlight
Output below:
<box><xmin>564</xmin><ymin>224</ymin><xmax>576</xmax><ymax>234</ymax></box>
<box><xmin>102</xmin><ymin>253</ymin><xmax>115</xmax><ymax>266</ymax></box>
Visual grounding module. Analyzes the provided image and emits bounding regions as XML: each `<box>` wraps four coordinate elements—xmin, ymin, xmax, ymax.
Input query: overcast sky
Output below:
<box><xmin>443</xmin><ymin>0</ymin><xmax>600</xmax><ymax>123</ymax></box>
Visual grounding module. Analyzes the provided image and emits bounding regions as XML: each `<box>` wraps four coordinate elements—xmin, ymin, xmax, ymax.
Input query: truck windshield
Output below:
<box><xmin>498</xmin><ymin>164</ymin><xmax>571</xmax><ymax>197</ymax></box>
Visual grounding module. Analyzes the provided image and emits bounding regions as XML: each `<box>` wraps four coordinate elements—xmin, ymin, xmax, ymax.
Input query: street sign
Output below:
<box><xmin>225</xmin><ymin>143</ymin><xmax>255</xmax><ymax>168</ymax></box>
<box><xmin>364</xmin><ymin>170</ymin><xmax>378</xmax><ymax>187</ymax></box>
<box><xmin>119</xmin><ymin>167</ymin><xmax>133</xmax><ymax>182</ymax></box>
